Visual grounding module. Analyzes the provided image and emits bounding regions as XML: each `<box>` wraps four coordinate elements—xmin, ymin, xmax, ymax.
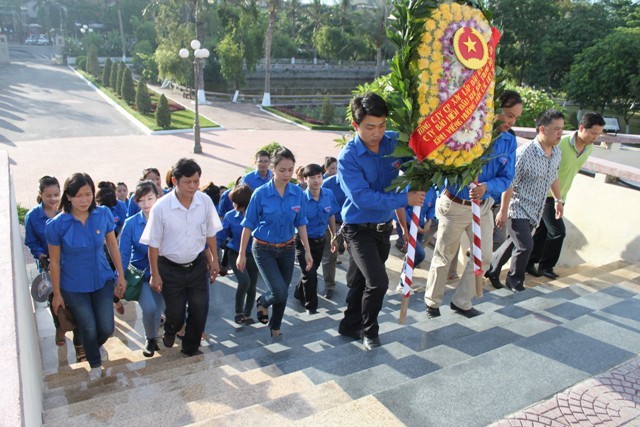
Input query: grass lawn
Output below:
<box><xmin>77</xmin><ymin>70</ymin><xmax>219</xmax><ymax>132</ymax></box>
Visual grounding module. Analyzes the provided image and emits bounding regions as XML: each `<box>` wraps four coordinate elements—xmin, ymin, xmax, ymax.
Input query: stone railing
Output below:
<box><xmin>0</xmin><ymin>151</ymin><xmax>43</xmax><ymax>426</ymax></box>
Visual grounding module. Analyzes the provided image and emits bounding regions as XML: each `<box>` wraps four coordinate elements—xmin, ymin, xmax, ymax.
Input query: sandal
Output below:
<box><xmin>256</xmin><ymin>298</ymin><xmax>269</xmax><ymax>325</ymax></box>
<box><xmin>234</xmin><ymin>313</ymin><xmax>245</xmax><ymax>324</ymax></box>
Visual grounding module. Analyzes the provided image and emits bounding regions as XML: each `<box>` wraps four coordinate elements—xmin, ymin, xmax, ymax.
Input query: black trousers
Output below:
<box><xmin>294</xmin><ymin>235</ymin><xmax>326</xmax><ymax>311</ymax></box>
<box><xmin>158</xmin><ymin>253</ymin><xmax>209</xmax><ymax>353</ymax></box>
<box><xmin>529</xmin><ymin>197</ymin><xmax>566</xmax><ymax>270</ymax></box>
<box><xmin>340</xmin><ymin>223</ymin><xmax>392</xmax><ymax>339</ymax></box>
<box><xmin>487</xmin><ymin>218</ymin><xmax>534</xmax><ymax>288</ymax></box>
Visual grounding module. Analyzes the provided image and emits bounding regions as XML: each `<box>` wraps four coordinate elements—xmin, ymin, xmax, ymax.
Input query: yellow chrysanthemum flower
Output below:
<box><xmin>422</xmin><ymin>33</ymin><xmax>433</xmax><ymax>44</ymax></box>
<box><xmin>418</xmin><ymin>59</ymin><xmax>429</xmax><ymax>70</ymax></box>
<box><xmin>419</xmin><ymin>104</ymin><xmax>431</xmax><ymax>116</ymax></box>
<box><xmin>450</xmin><ymin>3</ymin><xmax>461</xmax><ymax>14</ymax></box>
<box><xmin>426</xmin><ymin>20</ymin><xmax>436</xmax><ymax>31</ymax></box>
<box><xmin>427</xmin><ymin>97</ymin><xmax>440</xmax><ymax>110</ymax></box>
<box><xmin>430</xmin><ymin>73</ymin><xmax>440</xmax><ymax>85</ymax></box>
<box><xmin>429</xmin><ymin>62</ymin><xmax>441</xmax><ymax>74</ymax></box>
<box><xmin>432</xmin><ymin>51</ymin><xmax>443</xmax><ymax>64</ymax></box>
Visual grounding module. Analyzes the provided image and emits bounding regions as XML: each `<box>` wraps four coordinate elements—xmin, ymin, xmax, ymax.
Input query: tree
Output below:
<box><xmin>321</xmin><ymin>95</ymin><xmax>334</xmax><ymax>124</ymax></box>
<box><xmin>121</xmin><ymin>67</ymin><xmax>136</xmax><ymax>105</ymax></box>
<box><xmin>313</xmin><ymin>26</ymin><xmax>347</xmax><ymax>60</ymax></box>
<box><xmin>156</xmin><ymin>93</ymin><xmax>172</xmax><ymax>128</ymax></box>
<box><xmin>135</xmin><ymin>76</ymin><xmax>152</xmax><ymax>114</ymax></box>
<box><xmin>565</xmin><ymin>27</ymin><xmax>640</xmax><ymax>133</ymax></box>
<box><xmin>86</xmin><ymin>44</ymin><xmax>100</xmax><ymax>78</ymax></box>
<box><xmin>110</xmin><ymin>60</ymin><xmax>120</xmax><ymax>90</ymax></box>
<box><xmin>102</xmin><ymin>57</ymin><xmax>113</xmax><ymax>86</ymax></box>
<box><xmin>216</xmin><ymin>32</ymin><xmax>245</xmax><ymax>90</ymax></box>
<box><xmin>116</xmin><ymin>62</ymin><xmax>126</xmax><ymax>96</ymax></box>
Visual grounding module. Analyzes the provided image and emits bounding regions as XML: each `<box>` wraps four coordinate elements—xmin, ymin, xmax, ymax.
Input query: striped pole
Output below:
<box><xmin>399</xmin><ymin>205</ymin><xmax>421</xmax><ymax>324</ymax></box>
<box><xmin>470</xmin><ymin>182</ymin><xmax>483</xmax><ymax>297</ymax></box>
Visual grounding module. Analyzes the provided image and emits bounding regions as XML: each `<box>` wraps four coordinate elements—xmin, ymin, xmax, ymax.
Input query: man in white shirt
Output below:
<box><xmin>141</xmin><ymin>158</ymin><xmax>222</xmax><ymax>356</ymax></box>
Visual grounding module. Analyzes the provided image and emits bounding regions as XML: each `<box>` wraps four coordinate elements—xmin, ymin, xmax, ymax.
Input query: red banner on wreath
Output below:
<box><xmin>409</xmin><ymin>27</ymin><xmax>501</xmax><ymax>161</ymax></box>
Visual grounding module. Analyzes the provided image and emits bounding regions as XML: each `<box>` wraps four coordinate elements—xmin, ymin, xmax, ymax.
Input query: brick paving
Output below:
<box><xmin>491</xmin><ymin>357</ymin><xmax>640</xmax><ymax>426</ymax></box>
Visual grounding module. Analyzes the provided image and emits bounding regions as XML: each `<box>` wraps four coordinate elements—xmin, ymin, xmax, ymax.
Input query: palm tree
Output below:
<box><xmin>262</xmin><ymin>0</ymin><xmax>281</xmax><ymax>106</ymax></box>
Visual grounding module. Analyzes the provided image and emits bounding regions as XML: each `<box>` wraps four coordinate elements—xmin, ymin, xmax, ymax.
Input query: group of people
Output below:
<box><xmin>24</xmin><ymin>92</ymin><xmax>604</xmax><ymax>380</ymax></box>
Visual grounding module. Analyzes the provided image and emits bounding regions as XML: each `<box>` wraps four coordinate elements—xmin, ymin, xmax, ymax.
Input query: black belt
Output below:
<box><xmin>159</xmin><ymin>253</ymin><xmax>202</xmax><ymax>268</ymax></box>
<box><xmin>308</xmin><ymin>235</ymin><xmax>326</xmax><ymax>243</ymax></box>
<box><xmin>354</xmin><ymin>220</ymin><xmax>393</xmax><ymax>233</ymax></box>
<box><xmin>444</xmin><ymin>189</ymin><xmax>485</xmax><ymax>207</ymax></box>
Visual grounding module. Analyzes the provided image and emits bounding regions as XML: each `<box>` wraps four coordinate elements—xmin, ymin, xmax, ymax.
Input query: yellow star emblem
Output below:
<box><xmin>463</xmin><ymin>37</ymin><xmax>477</xmax><ymax>53</ymax></box>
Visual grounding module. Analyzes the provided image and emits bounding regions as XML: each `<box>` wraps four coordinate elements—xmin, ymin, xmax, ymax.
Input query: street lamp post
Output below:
<box><xmin>179</xmin><ymin>40</ymin><xmax>209</xmax><ymax>154</ymax></box>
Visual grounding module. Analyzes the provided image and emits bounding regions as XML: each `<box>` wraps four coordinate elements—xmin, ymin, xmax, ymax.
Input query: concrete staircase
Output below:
<box><xmin>36</xmin><ymin>256</ymin><xmax>640</xmax><ymax>426</ymax></box>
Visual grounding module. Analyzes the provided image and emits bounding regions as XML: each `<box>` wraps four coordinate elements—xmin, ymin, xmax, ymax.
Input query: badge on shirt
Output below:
<box><xmin>292</xmin><ymin>205</ymin><xmax>301</xmax><ymax>213</ymax></box>
<box><xmin>96</xmin><ymin>230</ymin><xmax>101</xmax><ymax>234</ymax></box>
<box><xmin>324</xmin><ymin>206</ymin><xmax>332</xmax><ymax>213</ymax></box>
<box><xmin>392</xmin><ymin>160</ymin><xmax>402</xmax><ymax>169</ymax></box>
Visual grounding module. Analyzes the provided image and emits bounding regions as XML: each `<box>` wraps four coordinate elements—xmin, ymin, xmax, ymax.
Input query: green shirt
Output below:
<box><xmin>548</xmin><ymin>132</ymin><xmax>593</xmax><ymax>201</ymax></box>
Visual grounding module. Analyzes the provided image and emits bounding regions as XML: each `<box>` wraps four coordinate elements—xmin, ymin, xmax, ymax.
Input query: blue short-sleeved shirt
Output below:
<box><xmin>321</xmin><ymin>175</ymin><xmax>346</xmax><ymax>223</ymax></box>
<box><xmin>338</xmin><ymin>132</ymin><xmax>408</xmax><ymax>224</ymax></box>
<box><xmin>299</xmin><ymin>188</ymin><xmax>340</xmax><ymax>239</ymax></box>
<box><xmin>241</xmin><ymin>180</ymin><xmax>308</xmax><ymax>243</ymax></box>
<box><xmin>119</xmin><ymin>211</ymin><xmax>150</xmax><ymax>280</ymax></box>
<box><xmin>241</xmin><ymin>170</ymin><xmax>273</xmax><ymax>190</ymax></box>
<box><xmin>447</xmin><ymin>131</ymin><xmax>516</xmax><ymax>202</ymax></box>
<box><xmin>24</xmin><ymin>203</ymin><xmax>53</xmax><ymax>259</ymax></box>
<box><xmin>45</xmin><ymin>206</ymin><xmax>117</xmax><ymax>293</ymax></box>
<box><xmin>110</xmin><ymin>200</ymin><xmax>127</xmax><ymax>235</ymax></box>
<box><xmin>217</xmin><ymin>209</ymin><xmax>252</xmax><ymax>253</ymax></box>
<box><xmin>217</xmin><ymin>188</ymin><xmax>234</xmax><ymax>217</ymax></box>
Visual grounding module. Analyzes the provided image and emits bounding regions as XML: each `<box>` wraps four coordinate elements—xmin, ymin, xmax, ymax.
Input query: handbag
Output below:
<box><xmin>123</xmin><ymin>263</ymin><xmax>146</xmax><ymax>301</ymax></box>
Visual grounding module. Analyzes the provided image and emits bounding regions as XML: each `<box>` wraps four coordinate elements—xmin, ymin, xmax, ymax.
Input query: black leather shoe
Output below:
<box><xmin>162</xmin><ymin>332</ymin><xmax>175</xmax><ymax>348</ymax></box>
<box><xmin>540</xmin><ymin>268</ymin><xmax>559</xmax><ymax>279</ymax></box>
<box><xmin>450</xmin><ymin>302</ymin><xmax>481</xmax><ymax>318</ymax></box>
<box><xmin>143</xmin><ymin>338</ymin><xmax>159</xmax><ymax>357</ymax></box>
<box><xmin>526</xmin><ymin>264</ymin><xmax>542</xmax><ymax>277</ymax></box>
<box><xmin>180</xmin><ymin>348</ymin><xmax>203</xmax><ymax>357</ymax></box>
<box><xmin>338</xmin><ymin>326</ymin><xmax>362</xmax><ymax>340</ymax></box>
<box><xmin>363</xmin><ymin>336</ymin><xmax>382</xmax><ymax>350</ymax></box>
<box><xmin>306</xmin><ymin>308</ymin><xmax>318</xmax><ymax>315</ymax></box>
<box><xmin>323</xmin><ymin>289</ymin><xmax>333</xmax><ymax>299</ymax></box>
<box><xmin>426</xmin><ymin>306</ymin><xmax>441</xmax><ymax>319</ymax></box>
<box><xmin>505</xmin><ymin>280</ymin><xmax>526</xmax><ymax>293</ymax></box>
<box><xmin>484</xmin><ymin>272</ymin><xmax>504</xmax><ymax>289</ymax></box>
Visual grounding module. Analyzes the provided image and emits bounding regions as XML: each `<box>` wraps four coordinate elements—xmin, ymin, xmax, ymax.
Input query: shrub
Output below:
<box><xmin>121</xmin><ymin>68</ymin><xmax>136</xmax><ymax>105</ymax></box>
<box><xmin>156</xmin><ymin>94</ymin><xmax>171</xmax><ymax>128</ymax></box>
<box><xmin>86</xmin><ymin>44</ymin><xmax>100</xmax><ymax>78</ymax></box>
<box><xmin>110</xmin><ymin>61</ymin><xmax>120</xmax><ymax>90</ymax></box>
<box><xmin>258</xmin><ymin>142</ymin><xmax>282</xmax><ymax>158</ymax></box>
<box><xmin>102</xmin><ymin>57</ymin><xmax>112</xmax><ymax>87</ymax></box>
<box><xmin>321</xmin><ymin>96</ymin><xmax>335</xmax><ymax>125</ymax></box>
<box><xmin>135</xmin><ymin>77</ymin><xmax>152</xmax><ymax>114</ymax></box>
<box><xmin>76</xmin><ymin>56</ymin><xmax>87</xmax><ymax>71</ymax></box>
<box><xmin>506</xmin><ymin>84</ymin><xmax>562</xmax><ymax>128</ymax></box>
<box><xmin>116</xmin><ymin>62</ymin><xmax>126</xmax><ymax>97</ymax></box>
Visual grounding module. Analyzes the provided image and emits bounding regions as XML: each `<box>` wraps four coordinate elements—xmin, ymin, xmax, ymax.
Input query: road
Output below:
<box><xmin>0</xmin><ymin>45</ymin><xmax>142</xmax><ymax>145</ymax></box>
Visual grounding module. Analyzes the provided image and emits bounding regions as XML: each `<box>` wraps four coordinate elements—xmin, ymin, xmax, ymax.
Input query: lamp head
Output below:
<box><xmin>190</xmin><ymin>39</ymin><xmax>201</xmax><ymax>50</ymax></box>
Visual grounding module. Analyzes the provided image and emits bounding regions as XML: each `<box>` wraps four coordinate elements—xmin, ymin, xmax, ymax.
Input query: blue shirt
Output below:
<box><xmin>321</xmin><ymin>175</ymin><xmax>346</xmax><ymax>223</ymax></box>
<box><xmin>110</xmin><ymin>200</ymin><xmax>127</xmax><ymax>235</ymax></box>
<box><xmin>217</xmin><ymin>188</ymin><xmax>234</xmax><ymax>217</ymax></box>
<box><xmin>119</xmin><ymin>211</ymin><xmax>150</xmax><ymax>280</ymax></box>
<box><xmin>405</xmin><ymin>186</ymin><xmax>437</xmax><ymax>227</ymax></box>
<box><xmin>338</xmin><ymin>132</ymin><xmax>408</xmax><ymax>224</ymax></box>
<box><xmin>217</xmin><ymin>209</ymin><xmax>252</xmax><ymax>254</ymax></box>
<box><xmin>127</xmin><ymin>196</ymin><xmax>140</xmax><ymax>218</ymax></box>
<box><xmin>24</xmin><ymin>203</ymin><xmax>54</xmax><ymax>259</ymax></box>
<box><xmin>299</xmin><ymin>188</ymin><xmax>340</xmax><ymax>239</ymax></box>
<box><xmin>241</xmin><ymin>170</ymin><xmax>273</xmax><ymax>190</ymax></box>
<box><xmin>45</xmin><ymin>206</ymin><xmax>116</xmax><ymax>293</ymax></box>
<box><xmin>446</xmin><ymin>131</ymin><xmax>516</xmax><ymax>202</ymax></box>
<box><xmin>241</xmin><ymin>180</ymin><xmax>308</xmax><ymax>243</ymax></box>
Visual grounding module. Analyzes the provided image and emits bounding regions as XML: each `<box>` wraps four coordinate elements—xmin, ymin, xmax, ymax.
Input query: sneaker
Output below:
<box><xmin>99</xmin><ymin>346</ymin><xmax>108</xmax><ymax>362</ymax></box>
<box><xmin>88</xmin><ymin>366</ymin><xmax>103</xmax><ymax>381</ymax></box>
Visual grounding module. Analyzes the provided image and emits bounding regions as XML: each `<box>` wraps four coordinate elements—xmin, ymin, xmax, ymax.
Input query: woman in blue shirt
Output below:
<box><xmin>119</xmin><ymin>180</ymin><xmax>165</xmax><ymax>358</ymax></box>
<box><xmin>127</xmin><ymin>167</ymin><xmax>165</xmax><ymax>217</ymax></box>
<box><xmin>217</xmin><ymin>184</ymin><xmax>259</xmax><ymax>325</ymax></box>
<box><xmin>237</xmin><ymin>147</ymin><xmax>313</xmax><ymax>337</ymax></box>
<box><xmin>46</xmin><ymin>173</ymin><xmax>127</xmax><ymax>381</ymax></box>
<box><xmin>24</xmin><ymin>176</ymin><xmax>81</xmax><ymax>349</ymax></box>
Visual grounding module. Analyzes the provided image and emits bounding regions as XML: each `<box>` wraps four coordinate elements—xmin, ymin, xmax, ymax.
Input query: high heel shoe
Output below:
<box><xmin>256</xmin><ymin>298</ymin><xmax>269</xmax><ymax>324</ymax></box>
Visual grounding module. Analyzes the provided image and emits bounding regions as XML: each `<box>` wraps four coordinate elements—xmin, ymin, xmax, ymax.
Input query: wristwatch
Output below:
<box><xmin>554</xmin><ymin>198</ymin><xmax>564</xmax><ymax>204</ymax></box>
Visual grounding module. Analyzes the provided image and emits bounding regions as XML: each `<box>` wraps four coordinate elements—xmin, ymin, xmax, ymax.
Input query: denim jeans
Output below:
<box><xmin>252</xmin><ymin>241</ymin><xmax>296</xmax><ymax>331</ymax></box>
<box><xmin>138</xmin><ymin>281</ymin><xmax>165</xmax><ymax>340</ymax></box>
<box><xmin>61</xmin><ymin>280</ymin><xmax>115</xmax><ymax>368</ymax></box>
<box><xmin>228</xmin><ymin>249</ymin><xmax>259</xmax><ymax>317</ymax></box>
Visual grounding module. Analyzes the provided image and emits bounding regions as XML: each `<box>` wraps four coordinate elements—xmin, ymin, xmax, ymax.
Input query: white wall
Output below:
<box><xmin>0</xmin><ymin>151</ymin><xmax>43</xmax><ymax>426</ymax></box>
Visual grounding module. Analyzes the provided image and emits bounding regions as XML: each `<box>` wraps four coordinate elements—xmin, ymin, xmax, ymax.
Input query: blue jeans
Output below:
<box><xmin>61</xmin><ymin>280</ymin><xmax>115</xmax><ymax>368</ymax></box>
<box><xmin>138</xmin><ymin>281</ymin><xmax>165</xmax><ymax>340</ymax></box>
<box><xmin>252</xmin><ymin>241</ymin><xmax>295</xmax><ymax>331</ymax></box>
<box><xmin>228</xmin><ymin>250</ymin><xmax>259</xmax><ymax>317</ymax></box>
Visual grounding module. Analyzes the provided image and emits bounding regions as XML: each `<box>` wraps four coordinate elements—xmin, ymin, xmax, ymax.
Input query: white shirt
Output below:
<box><xmin>140</xmin><ymin>190</ymin><xmax>222</xmax><ymax>264</ymax></box>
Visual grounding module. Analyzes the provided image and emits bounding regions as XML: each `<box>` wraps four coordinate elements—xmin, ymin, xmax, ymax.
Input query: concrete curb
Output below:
<box><xmin>258</xmin><ymin>105</ymin><xmax>311</xmax><ymax>130</ymax></box>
